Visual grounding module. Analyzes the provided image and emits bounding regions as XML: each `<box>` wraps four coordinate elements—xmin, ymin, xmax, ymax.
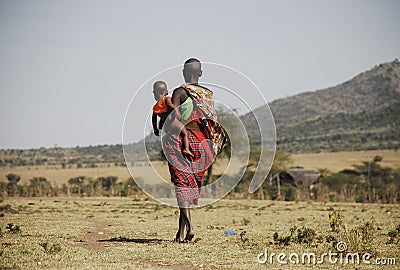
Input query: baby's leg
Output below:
<box><xmin>170</xmin><ymin>120</ymin><xmax>193</xmax><ymax>157</ymax></box>
<box><xmin>180</xmin><ymin>128</ymin><xmax>194</xmax><ymax>158</ymax></box>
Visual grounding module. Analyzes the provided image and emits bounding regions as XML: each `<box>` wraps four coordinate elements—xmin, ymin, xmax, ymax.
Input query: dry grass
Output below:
<box><xmin>0</xmin><ymin>197</ymin><xmax>399</xmax><ymax>269</ymax></box>
<box><xmin>292</xmin><ymin>149</ymin><xmax>400</xmax><ymax>172</ymax></box>
<box><xmin>1</xmin><ymin>150</ymin><xmax>399</xmax><ymax>186</ymax></box>
<box><xmin>0</xmin><ymin>159</ymin><xmax>232</xmax><ymax>186</ymax></box>
<box><xmin>0</xmin><ymin>164</ymin><xmax>132</xmax><ymax>186</ymax></box>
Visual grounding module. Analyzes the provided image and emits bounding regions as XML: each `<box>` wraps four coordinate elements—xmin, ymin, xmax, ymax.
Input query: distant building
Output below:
<box><xmin>269</xmin><ymin>168</ymin><xmax>321</xmax><ymax>200</ymax></box>
<box><xmin>270</xmin><ymin>168</ymin><xmax>321</xmax><ymax>188</ymax></box>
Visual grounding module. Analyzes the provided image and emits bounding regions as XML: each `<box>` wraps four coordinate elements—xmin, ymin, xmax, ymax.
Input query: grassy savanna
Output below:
<box><xmin>1</xmin><ymin>150</ymin><xmax>399</xmax><ymax>186</ymax></box>
<box><xmin>0</xmin><ymin>163</ymin><xmax>132</xmax><ymax>186</ymax></box>
<box><xmin>291</xmin><ymin>150</ymin><xmax>400</xmax><ymax>173</ymax></box>
<box><xmin>1</xmin><ymin>197</ymin><xmax>399</xmax><ymax>269</ymax></box>
<box><xmin>0</xmin><ymin>159</ymin><xmax>233</xmax><ymax>187</ymax></box>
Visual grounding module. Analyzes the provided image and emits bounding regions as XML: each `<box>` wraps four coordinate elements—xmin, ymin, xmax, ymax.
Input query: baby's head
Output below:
<box><xmin>153</xmin><ymin>81</ymin><xmax>168</xmax><ymax>101</ymax></box>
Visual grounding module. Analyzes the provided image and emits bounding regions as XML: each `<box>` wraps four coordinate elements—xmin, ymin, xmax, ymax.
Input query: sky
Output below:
<box><xmin>0</xmin><ymin>0</ymin><xmax>399</xmax><ymax>149</ymax></box>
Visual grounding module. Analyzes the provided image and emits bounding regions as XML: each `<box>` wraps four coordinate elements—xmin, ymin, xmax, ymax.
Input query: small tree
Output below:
<box><xmin>68</xmin><ymin>176</ymin><xmax>85</xmax><ymax>196</ymax></box>
<box><xmin>282</xmin><ymin>184</ymin><xmax>297</xmax><ymax>201</ymax></box>
<box><xmin>96</xmin><ymin>176</ymin><xmax>118</xmax><ymax>195</ymax></box>
<box><xmin>268</xmin><ymin>150</ymin><xmax>293</xmax><ymax>200</ymax></box>
<box><xmin>6</xmin><ymin>173</ymin><xmax>20</xmax><ymax>184</ymax></box>
<box><xmin>29</xmin><ymin>177</ymin><xmax>50</xmax><ymax>196</ymax></box>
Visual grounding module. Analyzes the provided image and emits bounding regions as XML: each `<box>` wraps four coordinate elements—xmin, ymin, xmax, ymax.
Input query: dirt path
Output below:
<box><xmin>74</xmin><ymin>219</ymin><xmax>114</xmax><ymax>251</ymax></box>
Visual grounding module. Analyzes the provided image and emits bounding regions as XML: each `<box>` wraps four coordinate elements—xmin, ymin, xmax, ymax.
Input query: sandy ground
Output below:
<box><xmin>1</xmin><ymin>197</ymin><xmax>399</xmax><ymax>269</ymax></box>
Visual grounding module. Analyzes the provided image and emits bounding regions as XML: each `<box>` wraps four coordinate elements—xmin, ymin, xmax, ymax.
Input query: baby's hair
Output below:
<box><xmin>153</xmin><ymin>81</ymin><xmax>167</xmax><ymax>92</ymax></box>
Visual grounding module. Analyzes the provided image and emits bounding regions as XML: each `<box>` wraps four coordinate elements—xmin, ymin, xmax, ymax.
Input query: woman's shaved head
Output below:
<box><xmin>183</xmin><ymin>58</ymin><xmax>202</xmax><ymax>83</ymax></box>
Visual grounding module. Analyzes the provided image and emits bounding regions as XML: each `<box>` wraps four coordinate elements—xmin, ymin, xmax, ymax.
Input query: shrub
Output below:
<box><xmin>282</xmin><ymin>185</ymin><xmax>297</xmax><ymax>201</ymax></box>
<box><xmin>6</xmin><ymin>223</ymin><xmax>21</xmax><ymax>234</ymax></box>
<box><xmin>39</xmin><ymin>242</ymin><xmax>62</xmax><ymax>254</ymax></box>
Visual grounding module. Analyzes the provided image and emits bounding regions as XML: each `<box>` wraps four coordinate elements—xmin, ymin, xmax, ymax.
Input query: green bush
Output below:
<box><xmin>282</xmin><ymin>185</ymin><xmax>297</xmax><ymax>201</ymax></box>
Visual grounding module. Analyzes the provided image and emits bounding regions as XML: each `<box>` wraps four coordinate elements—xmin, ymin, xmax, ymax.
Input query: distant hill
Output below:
<box><xmin>1</xmin><ymin>60</ymin><xmax>399</xmax><ymax>166</ymax></box>
<box><xmin>243</xmin><ymin>59</ymin><xmax>400</xmax><ymax>152</ymax></box>
<box><xmin>0</xmin><ymin>144</ymin><xmax>124</xmax><ymax>167</ymax></box>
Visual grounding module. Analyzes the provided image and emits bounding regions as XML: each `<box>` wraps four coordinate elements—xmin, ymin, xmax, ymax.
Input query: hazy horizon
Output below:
<box><xmin>1</xmin><ymin>0</ymin><xmax>399</xmax><ymax>149</ymax></box>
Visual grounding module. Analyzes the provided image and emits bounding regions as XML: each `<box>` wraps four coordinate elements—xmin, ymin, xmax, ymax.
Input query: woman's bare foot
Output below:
<box><xmin>182</xmin><ymin>149</ymin><xmax>194</xmax><ymax>158</ymax></box>
<box><xmin>184</xmin><ymin>230</ymin><xmax>195</xmax><ymax>241</ymax></box>
<box><xmin>175</xmin><ymin>231</ymin><xmax>184</xmax><ymax>243</ymax></box>
<box><xmin>175</xmin><ymin>231</ymin><xmax>186</xmax><ymax>243</ymax></box>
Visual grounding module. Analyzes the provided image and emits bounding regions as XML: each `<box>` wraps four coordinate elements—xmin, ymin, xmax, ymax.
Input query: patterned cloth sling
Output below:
<box><xmin>181</xmin><ymin>83</ymin><xmax>226</xmax><ymax>155</ymax></box>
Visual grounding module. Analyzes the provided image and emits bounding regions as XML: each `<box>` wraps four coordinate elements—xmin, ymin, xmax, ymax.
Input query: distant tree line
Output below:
<box><xmin>0</xmin><ymin>174</ymin><xmax>144</xmax><ymax>198</ymax></box>
<box><xmin>0</xmin><ymin>144</ymin><xmax>125</xmax><ymax>167</ymax></box>
<box><xmin>1</xmin><ymin>148</ymin><xmax>400</xmax><ymax>203</ymax></box>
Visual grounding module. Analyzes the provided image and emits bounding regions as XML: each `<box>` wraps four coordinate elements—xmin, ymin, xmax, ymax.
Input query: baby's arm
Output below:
<box><xmin>165</xmin><ymin>96</ymin><xmax>175</xmax><ymax>109</ymax></box>
<box><xmin>165</xmin><ymin>96</ymin><xmax>182</xmax><ymax>120</ymax></box>
<box><xmin>152</xmin><ymin>112</ymin><xmax>159</xmax><ymax>136</ymax></box>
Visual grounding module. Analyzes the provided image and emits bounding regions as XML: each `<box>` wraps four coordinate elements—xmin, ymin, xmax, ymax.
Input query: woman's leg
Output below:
<box><xmin>176</xmin><ymin>210</ymin><xmax>186</xmax><ymax>242</ymax></box>
<box><xmin>180</xmin><ymin>205</ymin><xmax>194</xmax><ymax>241</ymax></box>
